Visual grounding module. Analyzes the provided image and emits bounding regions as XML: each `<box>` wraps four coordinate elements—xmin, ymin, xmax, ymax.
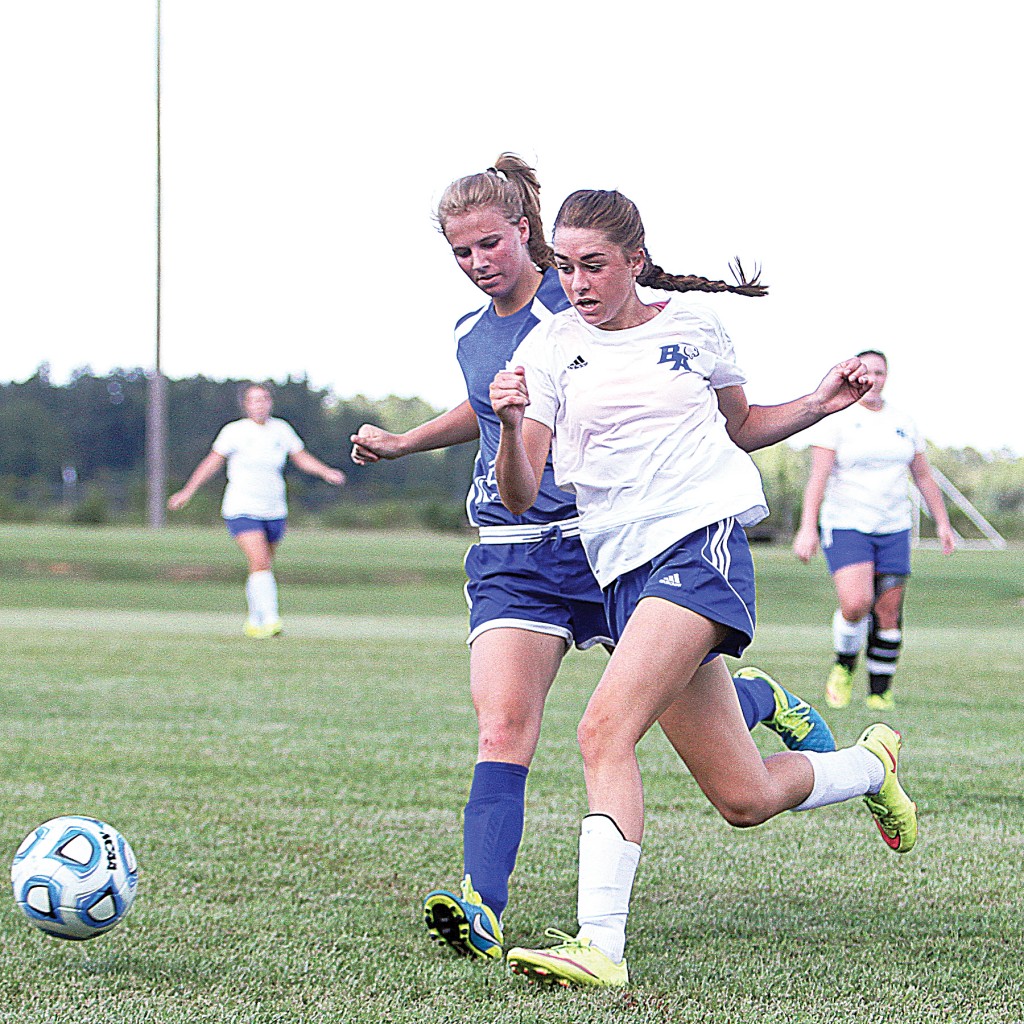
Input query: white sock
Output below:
<box><xmin>576</xmin><ymin>814</ymin><xmax>641</xmax><ymax>964</ymax></box>
<box><xmin>792</xmin><ymin>747</ymin><xmax>886</xmax><ymax>811</ymax></box>
<box><xmin>832</xmin><ymin>609</ymin><xmax>869</xmax><ymax>657</ymax></box>
<box><xmin>247</xmin><ymin>571</ymin><xmax>279</xmax><ymax>625</ymax></box>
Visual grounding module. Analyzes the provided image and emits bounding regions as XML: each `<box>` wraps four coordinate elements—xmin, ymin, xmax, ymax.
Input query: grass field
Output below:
<box><xmin>0</xmin><ymin>525</ymin><xmax>1021</xmax><ymax>1023</ymax></box>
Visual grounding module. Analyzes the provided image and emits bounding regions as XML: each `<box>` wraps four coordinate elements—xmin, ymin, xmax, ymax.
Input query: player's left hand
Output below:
<box><xmin>813</xmin><ymin>357</ymin><xmax>871</xmax><ymax>414</ymax></box>
<box><xmin>323</xmin><ymin>468</ymin><xmax>347</xmax><ymax>486</ymax></box>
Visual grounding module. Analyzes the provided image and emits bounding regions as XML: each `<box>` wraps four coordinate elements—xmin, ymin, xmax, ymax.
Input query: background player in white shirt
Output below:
<box><xmin>168</xmin><ymin>382</ymin><xmax>346</xmax><ymax>637</ymax></box>
<box><xmin>491</xmin><ymin>188</ymin><xmax>919</xmax><ymax>988</ymax></box>
<box><xmin>793</xmin><ymin>350</ymin><xmax>955</xmax><ymax>710</ymax></box>
<box><xmin>349</xmin><ymin>155</ymin><xmax>837</xmax><ymax>965</ymax></box>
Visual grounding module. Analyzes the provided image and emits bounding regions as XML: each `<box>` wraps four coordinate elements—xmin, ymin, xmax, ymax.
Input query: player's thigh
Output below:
<box><xmin>832</xmin><ymin>561</ymin><xmax>875</xmax><ymax>618</ymax></box>
<box><xmin>657</xmin><ymin>656</ymin><xmax>780</xmax><ymax>811</ymax></box>
<box><xmin>581</xmin><ymin>597</ymin><xmax>726</xmax><ymax>753</ymax></box>
<box><xmin>233</xmin><ymin>528</ymin><xmax>273</xmax><ymax>572</ymax></box>
<box><xmin>469</xmin><ymin>627</ymin><xmax>566</xmax><ymax>724</ymax></box>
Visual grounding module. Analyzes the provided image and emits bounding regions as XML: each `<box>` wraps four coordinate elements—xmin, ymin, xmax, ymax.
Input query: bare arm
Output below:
<box><xmin>350</xmin><ymin>400</ymin><xmax>479</xmax><ymax>466</ymax></box>
<box><xmin>717</xmin><ymin>358</ymin><xmax>870</xmax><ymax>453</ymax></box>
<box><xmin>289</xmin><ymin>448</ymin><xmax>346</xmax><ymax>486</ymax></box>
<box><xmin>909</xmin><ymin>452</ymin><xmax>956</xmax><ymax>555</ymax></box>
<box><xmin>167</xmin><ymin>450</ymin><xmax>226</xmax><ymax>511</ymax></box>
<box><xmin>490</xmin><ymin>367</ymin><xmax>551</xmax><ymax>515</ymax></box>
<box><xmin>792</xmin><ymin>446</ymin><xmax>836</xmax><ymax>562</ymax></box>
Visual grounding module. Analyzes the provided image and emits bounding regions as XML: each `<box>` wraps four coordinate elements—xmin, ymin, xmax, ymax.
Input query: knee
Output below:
<box><xmin>577</xmin><ymin>711</ymin><xmax>633</xmax><ymax>769</ymax></box>
<box><xmin>477</xmin><ymin>709</ymin><xmax>539</xmax><ymax>762</ymax></box>
<box><xmin>838</xmin><ymin>599</ymin><xmax>872</xmax><ymax>622</ymax></box>
<box><xmin>712</xmin><ymin>790</ymin><xmax>775</xmax><ymax>829</ymax></box>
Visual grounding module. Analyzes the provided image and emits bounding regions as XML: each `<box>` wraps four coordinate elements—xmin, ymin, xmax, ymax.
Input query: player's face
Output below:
<box><xmin>553</xmin><ymin>227</ymin><xmax>647</xmax><ymax>331</ymax></box>
<box><xmin>243</xmin><ymin>387</ymin><xmax>273</xmax><ymax>424</ymax></box>
<box><xmin>860</xmin><ymin>353</ymin><xmax>888</xmax><ymax>399</ymax></box>
<box><xmin>444</xmin><ymin>208</ymin><xmax>532</xmax><ymax>304</ymax></box>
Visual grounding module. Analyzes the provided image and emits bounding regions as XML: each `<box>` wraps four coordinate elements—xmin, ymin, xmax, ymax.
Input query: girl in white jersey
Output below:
<box><xmin>350</xmin><ymin>156</ymin><xmax>838</xmax><ymax>965</ymax></box>
<box><xmin>793</xmin><ymin>349</ymin><xmax>955</xmax><ymax>710</ymax></box>
<box><xmin>168</xmin><ymin>383</ymin><xmax>346</xmax><ymax>637</ymax></box>
<box><xmin>491</xmin><ymin>189</ymin><xmax>920</xmax><ymax>988</ymax></box>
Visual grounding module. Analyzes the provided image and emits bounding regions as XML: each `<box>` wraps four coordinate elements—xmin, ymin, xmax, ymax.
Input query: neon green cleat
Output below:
<box><xmin>857</xmin><ymin>723</ymin><xmax>917</xmax><ymax>853</ymax></box>
<box><xmin>507</xmin><ymin>929</ymin><xmax>628</xmax><ymax>988</ymax></box>
<box><xmin>825</xmin><ymin>663</ymin><xmax>853</xmax><ymax>708</ymax></box>
<box><xmin>244</xmin><ymin>620</ymin><xmax>283</xmax><ymax>639</ymax></box>
<box><xmin>423</xmin><ymin>875</ymin><xmax>503</xmax><ymax>961</ymax></box>
<box><xmin>866</xmin><ymin>692</ymin><xmax>894</xmax><ymax>712</ymax></box>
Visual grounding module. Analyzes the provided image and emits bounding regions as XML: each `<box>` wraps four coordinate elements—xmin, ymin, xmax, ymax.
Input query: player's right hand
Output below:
<box><xmin>792</xmin><ymin>526</ymin><xmax>819</xmax><ymax>563</ymax></box>
<box><xmin>490</xmin><ymin>366</ymin><xmax>530</xmax><ymax>429</ymax></box>
<box><xmin>350</xmin><ymin>423</ymin><xmax>402</xmax><ymax>465</ymax></box>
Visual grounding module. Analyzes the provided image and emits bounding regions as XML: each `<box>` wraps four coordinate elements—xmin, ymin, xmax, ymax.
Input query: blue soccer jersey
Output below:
<box><xmin>456</xmin><ymin>268</ymin><xmax>578</xmax><ymax>527</ymax></box>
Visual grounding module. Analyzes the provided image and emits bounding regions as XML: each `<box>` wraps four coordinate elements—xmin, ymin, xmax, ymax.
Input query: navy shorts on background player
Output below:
<box><xmin>821</xmin><ymin>527</ymin><xmax>911</xmax><ymax>576</ymax></box>
<box><xmin>224</xmin><ymin>516</ymin><xmax>287</xmax><ymax>544</ymax></box>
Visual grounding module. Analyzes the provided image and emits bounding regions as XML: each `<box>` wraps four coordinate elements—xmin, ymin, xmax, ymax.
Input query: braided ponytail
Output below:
<box><xmin>554</xmin><ymin>190</ymin><xmax>767</xmax><ymax>297</ymax></box>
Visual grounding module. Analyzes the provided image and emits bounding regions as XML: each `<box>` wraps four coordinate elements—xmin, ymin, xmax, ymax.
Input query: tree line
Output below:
<box><xmin>0</xmin><ymin>366</ymin><xmax>1020</xmax><ymax>538</ymax></box>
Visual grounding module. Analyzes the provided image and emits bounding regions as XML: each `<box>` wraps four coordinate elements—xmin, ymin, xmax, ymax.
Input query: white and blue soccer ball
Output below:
<box><xmin>11</xmin><ymin>815</ymin><xmax>139</xmax><ymax>940</ymax></box>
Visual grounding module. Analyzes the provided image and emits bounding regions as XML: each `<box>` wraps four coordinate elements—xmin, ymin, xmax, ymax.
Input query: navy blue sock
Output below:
<box><xmin>462</xmin><ymin>761</ymin><xmax>528</xmax><ymax>921</ymax></box>
<box><xmin>733</xmin><ymin>674</ymin><xmax>777</xmax><ymax>730</ymax></box>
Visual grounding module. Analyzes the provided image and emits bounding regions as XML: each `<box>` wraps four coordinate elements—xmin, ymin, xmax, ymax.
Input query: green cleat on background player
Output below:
<box><xmin>857</xmin><ymin>723</ymin><xmax>917</xmax><ymax>853</ymax></box>
<box><xmin>735</xmin><ymin>666</ymin><xmax>836</xmax><ymax>752</ymax></box>
<box><xmin>866</xmin><ymin>692</ymin><xmax>894</xmax><ymax>712</ymax></box>
<box><xmin>423</xmin><ymin>875</ymin><xmax>503</xmax><ymax>961</ymax></box>
<box><xmin>825</xmin><ymin>663</ymin><xmax>853</xmax><ymax>708</ymax></box>
<box><xmin>507</xmin><ymin>929</ymin><xmax>628</xmax><ymax>987</ymax></box>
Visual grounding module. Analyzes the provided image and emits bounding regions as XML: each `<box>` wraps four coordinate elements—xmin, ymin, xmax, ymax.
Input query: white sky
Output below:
<box><xmin>1</xmin><ymin>1</ymin><xmax>1021</xmax><ymax>454</ymax></box>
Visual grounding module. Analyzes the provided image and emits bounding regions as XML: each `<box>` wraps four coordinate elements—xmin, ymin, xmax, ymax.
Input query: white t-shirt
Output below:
<box><xmin>211</xmin><ymin>417</ymin><xmax>304</xmax><ymax>519</ymax></box>
<box><xmin>804</xmin><ymin>401</ymin><xmax>925</xmax><ymax>534</ymax></box>
<box><xmin>514</xmin><ymin>297</ymin><xmax>768</xmax><ymax>587</ymax></box>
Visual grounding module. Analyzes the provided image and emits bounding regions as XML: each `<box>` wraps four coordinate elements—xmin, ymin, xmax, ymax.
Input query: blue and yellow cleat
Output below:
<box><xmin>423</xmin><ymin>875</ymin><xmax>503</xmax><ymax>961</ymax></box>
<box><xmin>736</xmin><ymin>666</ymin><xmax>836</xmax><ymax>753</ymax></box>
<box><xmin>507</xmin><ymin>929</ymin><xmax>628</xmax><ymax>988</ymax></box>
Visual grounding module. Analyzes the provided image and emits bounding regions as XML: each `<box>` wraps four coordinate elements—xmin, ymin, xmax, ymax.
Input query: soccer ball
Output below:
<box><xmin>10</xmin><ymin>815</ymin><xmax>139</xmax><ymax>940</ymax></box>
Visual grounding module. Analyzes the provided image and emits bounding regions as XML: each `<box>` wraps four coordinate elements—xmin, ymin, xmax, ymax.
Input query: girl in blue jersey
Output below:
<box><xmin>351</xmin><ymin>156</ymin><xmax>834</xmax><ymax>963</ymax></box>
<box><xmin>491</xmin><ymin>188</ymin><xmax>919</xmax><ymax>988</ymax></box>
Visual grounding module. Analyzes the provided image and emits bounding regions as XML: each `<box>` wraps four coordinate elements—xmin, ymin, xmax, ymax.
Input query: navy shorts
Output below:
<box><xmin>464</xmin><ymin>527</ymin><xmax>612</xmax><ymax>650</ymax></box>
<box><xmin>821</xmin><ymin>528</ymin><xmax>911</xmax><ymax>576</ymax></box>
<box><xmin>224</xmin><ymin>516</ymin><xmax>287</xmax><ymax>545</ymax></box>
<box><xmin>604</xmin><ymin>518</ymin><xmax>756</xmax><ymax>660</ymax></box>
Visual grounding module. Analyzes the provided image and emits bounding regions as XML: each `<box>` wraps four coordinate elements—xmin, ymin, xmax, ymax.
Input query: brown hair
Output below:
<box><xmin>435</xmin><ymin>153</ymin><xmax>555</xmax><ymax>270</ymax></box>
<box><xmin>237</xmin><ymin>381</ymin><xmax>273</xmax><ymax>411</ymax></box>
<box><xmin>856</xmin><ymin>349</ymin><xmax>888</xmax><ymax>365</ymax></box>
<box><xmin>553</xmin><ymin>189</ymin><xmax>767</xmax><ymax>297</ymax></box>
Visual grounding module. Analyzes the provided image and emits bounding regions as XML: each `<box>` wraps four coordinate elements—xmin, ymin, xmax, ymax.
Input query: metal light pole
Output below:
<box><xmin>146</xmin><ymin>0</ymin><xmax>168</xmax><ymax>528</ymax></box>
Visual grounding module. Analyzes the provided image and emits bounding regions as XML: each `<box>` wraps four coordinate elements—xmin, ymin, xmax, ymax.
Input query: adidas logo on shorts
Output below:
<box><xmin>658</xmin><ymin>573</ymin><xmax>682</xmax><ymax>587</ymax></box>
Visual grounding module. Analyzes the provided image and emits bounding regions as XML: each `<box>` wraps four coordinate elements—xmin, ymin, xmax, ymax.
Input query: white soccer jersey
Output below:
<box><xmin>804</xmin><ymin>401</ymin><xmax>925</xmax><ymax>534</ymax></box>
<box><xmin>211</xmin><ymin>417</ymin><xmax>304</xmax><ymax>519</ymax></box>
<box><xmin>515</xmin><ymin>297</ymin><xmax>768</xmax><ymax>587</ymax></box>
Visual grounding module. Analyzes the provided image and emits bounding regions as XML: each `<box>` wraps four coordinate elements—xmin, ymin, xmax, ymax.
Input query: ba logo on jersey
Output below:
<box><xmin>658</xmin><ymin>344</ymin><xmax>700</xmax><ymax>372</ymax></box>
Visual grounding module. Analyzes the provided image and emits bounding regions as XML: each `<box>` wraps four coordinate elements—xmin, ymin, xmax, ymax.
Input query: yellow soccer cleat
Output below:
<box><xmin>866</xmin><ymin>692</ymin><xmax>894</xmax><ymax>712</ymax></box>
<box><xmin>507</xmin><ymin>929</ymin><xmax>628</xmax><ymax>988</ymax></box>
<box><xmin>825</xmin><ymin>663</ymin><xmax>854</xmax><ymax>708</ymax></box>
<box><xmin>244</xmin><ymin>620</ymin><xmax>283</xmax><ymax>639</ymax></box>
<box><xmin>857</xmin><ymin>723</ymin><xmax>917</xmax><ymax>853</ymax></box>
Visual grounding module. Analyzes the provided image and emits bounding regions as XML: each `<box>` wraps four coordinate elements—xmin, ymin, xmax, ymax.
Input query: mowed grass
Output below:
<box><xmin>0</xmin><ymin>525</ymin><xmax>1021</xmax><ymax>1024</ymax></box>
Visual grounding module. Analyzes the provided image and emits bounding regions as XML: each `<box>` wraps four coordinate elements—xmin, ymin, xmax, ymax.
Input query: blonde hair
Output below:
<box><xmin>554</xmin><ymin>189</ymin><xmax>767</xmax><ymax>297</ymax></box>
<box><xmin>436</xmin><ymin>153</ymin><xmax>555</xmax><ymax>270</ymax></box>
